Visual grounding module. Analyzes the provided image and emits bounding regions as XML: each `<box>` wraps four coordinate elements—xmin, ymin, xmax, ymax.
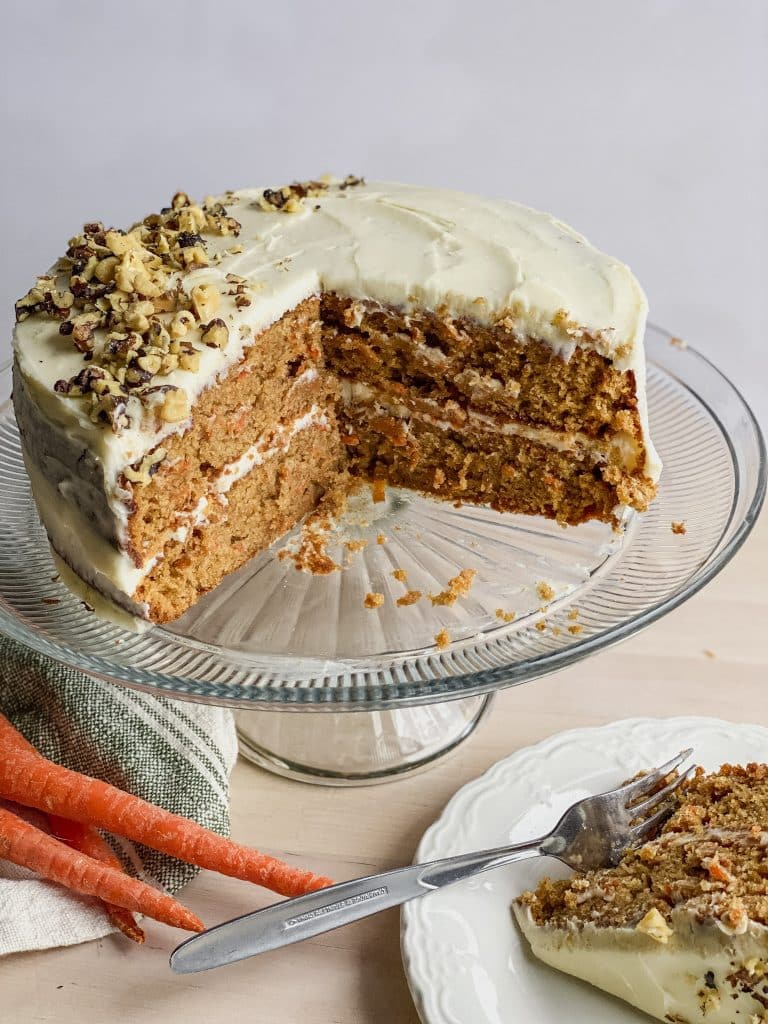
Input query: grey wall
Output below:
<box><xmin>2</xmin><ymin>0</ymin><xmax>766</xmax><ymax>424</ymax></box>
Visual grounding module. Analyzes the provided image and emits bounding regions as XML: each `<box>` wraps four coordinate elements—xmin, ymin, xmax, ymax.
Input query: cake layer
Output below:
<box><xmin>344</xmin><ymin>398</ymin><xmax>639</xmax><ymax>525</ymax></box>
<box><xmin>135</xmin><ymin>418</ymin><xmax>344</xmax><ymax>623</ymax></box>
<box><xmin>124</xmin><ymin>297</ymin><xmax>335</xmax><ymax>567</ymax></box>
<box><xmin>322</xmin><ymin>293</ymin><xmax>647</xmax><ymax>441</ymax></box>
<box><xmin>342</xmin><ymin>380</ymin><xmax>653</xmax><ymax>523</ymax></box>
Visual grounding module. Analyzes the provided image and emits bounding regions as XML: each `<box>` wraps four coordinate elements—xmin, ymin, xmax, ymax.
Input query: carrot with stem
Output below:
<box><xmin>0</xmin><ymin>709</ymin><xmax>145</xmax><ymax>941</ymax></box>
<box><xmin>0</xmin><ymin>805</ymin><xmax>203</xmax><ymax>932</ymax></box>
<box><xmin>0</xmin><ymin>711</ymin><xmax>332</xmax><ymax>896</ymax></box>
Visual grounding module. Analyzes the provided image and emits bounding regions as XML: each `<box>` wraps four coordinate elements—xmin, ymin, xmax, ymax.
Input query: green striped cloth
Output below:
<box><xmin>0</xmin><ymin>635</ymin><xmax>238</xmax><ymax>953</ymax></box>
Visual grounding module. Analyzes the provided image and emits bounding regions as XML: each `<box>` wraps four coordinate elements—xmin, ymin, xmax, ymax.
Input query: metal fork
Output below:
<box><xmin>170</xmin><ymin>748</ymin><xmax>693</xmax><ymax>974</ymax></box>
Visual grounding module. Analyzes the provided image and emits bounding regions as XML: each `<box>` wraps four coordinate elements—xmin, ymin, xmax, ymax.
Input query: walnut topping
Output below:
<box><xmin>635</xmin><ymin>907</ymin><xmax>673</xmax><ymax>943</ymax></box>
<box><xmin>123</xmin><ymin>447</ymin><xmax>167</xmax><ymax>485</ymax></box>
<box><xmin>190</xmin><ymin>283</ymin><xmax>220</xmax><ymax>321</ymax></box>
<box><xmin>17</xmin><ymin>193</ymin><xmax>242</xmax><ymax>432</ymax></box>
<box><xmin>200</xmin><ymin>319</ymin><xmax>229</xmax><ymax>349</ymax></box>
<box><xmin>256</xmin><ymin>175</ymin><xmax>364</xmax><ymax>213</ymax></box>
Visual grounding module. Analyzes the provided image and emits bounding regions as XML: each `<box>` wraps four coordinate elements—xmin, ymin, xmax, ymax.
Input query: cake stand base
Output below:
<box><xmin>235</xmin><ymin>694</ymin><xmax>495</xmax><ymax>785</ymax></box>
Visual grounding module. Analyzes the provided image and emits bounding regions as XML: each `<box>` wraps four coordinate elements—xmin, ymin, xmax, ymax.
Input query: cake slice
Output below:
<box><xmin>13</xmin><ymin>179</ymin><xmax>660</xmax><ymax>623</ymax></box>
<box><xmin>515</xmin><ymin>765</ymin><xmax>768</xmax><ymax>1023</ymax></box>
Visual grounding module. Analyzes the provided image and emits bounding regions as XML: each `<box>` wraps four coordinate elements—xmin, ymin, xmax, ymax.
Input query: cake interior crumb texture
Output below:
<box><xmin>516</xmin><ymin>765</ymin><xmax>768</xmax><ymax>1023</ymax></box>
<box><xmin>12</xmin><ymin>180</ymin><xmax>660</xmax><ymax>624</ymax></box>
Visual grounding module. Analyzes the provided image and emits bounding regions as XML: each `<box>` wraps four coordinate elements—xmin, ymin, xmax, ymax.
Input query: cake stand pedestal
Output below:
<box><xmin>234</xmin><ymin>694</ymin><xmax>495</xmax><ymax>785</ymax></box>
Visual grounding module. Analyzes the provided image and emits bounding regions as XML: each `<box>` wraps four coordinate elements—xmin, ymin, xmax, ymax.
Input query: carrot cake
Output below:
<box><xmin>516</xmin><ymin>764</ymin><xmax>768</xmax><ymax>1023</ymax></box>
<box><xmin>12</xmin><ymin>178</ymin><xmax>660</xmax><ymax>623</ymax></box>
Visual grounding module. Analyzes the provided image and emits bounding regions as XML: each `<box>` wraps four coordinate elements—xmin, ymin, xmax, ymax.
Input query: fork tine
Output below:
<box><xmin>630</xmin><ymin>804</ymin><xmax>676</xmax><ymax>842</ymax></box>
<box><xmin>626</xmin><ymin>767</ymin><xmax>695</xmax><ymax>818</ymax></box>
<box><xmin>616</xmin><ymin>748</ymin><xmax>693</xmax><ymax>801</ymax></box>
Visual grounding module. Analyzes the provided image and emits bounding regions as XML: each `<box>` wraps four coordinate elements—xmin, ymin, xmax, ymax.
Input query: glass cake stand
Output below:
<box><xmin>0</xmin><ymin>324</ymin><xmax>764</xmax><ymax>784</ymax></box>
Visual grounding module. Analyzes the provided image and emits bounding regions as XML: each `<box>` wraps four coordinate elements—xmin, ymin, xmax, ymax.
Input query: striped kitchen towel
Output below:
<box><xmin>0</xmin><ymin>635</ymin><xmax>238</xmax><ymax>954</ymax></box>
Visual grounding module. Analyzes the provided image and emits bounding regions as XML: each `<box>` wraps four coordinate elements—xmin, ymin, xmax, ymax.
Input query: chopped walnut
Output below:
<box><xmin>200</xmin><ymin>318</ymin><xmax>229</xmax><ymax>349</ymax></box>
<box><xmin>635</xmin><ymin>908</ymin><xmax>673</xmax><ymax>943</ymax></box>
<box><xmin>17</xmin><ymin>192</ymin><xmax>241</xmax><ymax>432</ymax></box>
<box><xmin>158</xmin><ymin>388</ymin><xmax>190</xmax><ymax>423</ymax></box>
<box><xmin>190</xmin><ymin>283</ymin><xmax>220</xmax><ymax>321</ymax></box>
<box><xmin>123</xmin><ymin>447</ymin><xmax>167</xmax><ymax>485</ymax></box>
<box><xmin>364</xmin><ymin>592</ymin><xmax>384</xmax><ymax>609</ymax></box>
<box><xmin>671</xmin><ymin>521</ymin><xmax>687</xmax><ymax>535</ymax></box>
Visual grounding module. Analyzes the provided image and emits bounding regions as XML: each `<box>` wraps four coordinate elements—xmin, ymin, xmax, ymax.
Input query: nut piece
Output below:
<box><xmin>123</xmin><ymin>447</ymin><xmax>168</xmax><ymax>486</ymax></box>
<box><xmin>190</xmin><ymin>283</ymin><xmax>220</xmax><ymax>321</ymax></box>
<box><xmin>200</xmin><ymin>318</ymin><xmax>229</xmax><ymax>349</ymax></box>
<box><xmin>635</xmin><ymin>908</ymin><xmax>673</xmax><ymax>943</ymax></box>
<box><xmin>169</xmin><ymin>310</ymin><xmax>196</xmax><ymax>339</ymax></box>
<box><xmin>159</xmin><ymin>388</ymin><xmax>190</xmax><ymax>423</ymax></box>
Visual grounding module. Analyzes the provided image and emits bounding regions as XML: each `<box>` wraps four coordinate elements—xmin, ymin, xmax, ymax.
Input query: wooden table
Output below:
<box><xmin>4</xmin><ymin>511</ymin><xmax>766</xmax><ymax>1024</ymax></box>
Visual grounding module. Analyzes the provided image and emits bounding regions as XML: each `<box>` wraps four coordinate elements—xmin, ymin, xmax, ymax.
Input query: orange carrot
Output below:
<box><xmin>0</xmin><ymin>713</ymin><xmax>38</xmax><ymax>756</ymax></box>
<box><xmin>0</xmin><ymin>805</ymin><xmax>203</xmax><ymax>932</ymax></box>
<box><xmin>48</xmin><ymin>815</ymin><xmax>145</xmax><ymax>944</ymax></box>
<box><xmin>0</xmin><ymin>713</ymin><xmax>332</xmax><ymax>897</ymax></box>
<box><xmin>0</xmin><ymin>713</ymin><xmax>145</xmax><ymax>939</ymax></box>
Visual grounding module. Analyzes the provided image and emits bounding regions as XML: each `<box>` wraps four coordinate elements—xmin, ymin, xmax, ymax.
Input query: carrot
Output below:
<box><xmin>0</xmin><ymin>712</ymin><xmax>38</xmax><ymax>756</ymax></box>
<box><xmin>0</xmin><ymin>805</ymin><xmax>203</xmax><ymax>932</ymax></box>
<box><xmin>0</xmin><ymin>713</ymin><xmax>332</xmax><ymax>897</ymax></box>
<box><xmin>48</xmin><ymin>815</ymin><xmax>145</xmax><ymax>944</ymax></box>
<box><xmin>0</xmin><ymin>714</ymin><xmax>144</xmax><ymax>938</ymax></box>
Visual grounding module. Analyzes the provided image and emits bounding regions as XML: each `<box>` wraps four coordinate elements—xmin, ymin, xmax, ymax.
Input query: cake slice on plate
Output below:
<box><xmin>13</xmin><ymin>179</ymin><xmax>660</xmax><ymax>623</ymax></box>
<box><xmin>515</xmin><ymin>764</ymin><xmax>768</xmax><ymax>1023</ymax></box>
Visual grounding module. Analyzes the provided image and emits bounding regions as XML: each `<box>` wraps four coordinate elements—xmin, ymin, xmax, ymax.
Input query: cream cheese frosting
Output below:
<box><xmin>13</xmin><ymin>178</ymin><xmax>659</xmax><ymax>490</ymax></box>
<box><xmin>12</xmin><ymin>179</ymin><xmax>659</xmax><ymax>617</ymax></box>
<box><xmin>514</xmin><ymin>903</ymin><xmax>768</xmax><ymax>1023</ymax></box>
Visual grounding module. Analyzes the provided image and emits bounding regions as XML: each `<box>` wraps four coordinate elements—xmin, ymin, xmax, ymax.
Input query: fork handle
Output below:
<box><xmin>171</xmin><ymin>839</ymin><xmax>545</xmax><ymax>973</ymax></box>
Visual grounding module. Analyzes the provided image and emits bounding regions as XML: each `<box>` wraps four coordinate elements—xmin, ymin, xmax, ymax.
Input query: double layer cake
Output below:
<box><xmin>12</xmin><ymin>178</ymin><xmax>660</xmax><ymax>623</ymax></box>
<box><xmin>516</xmin><ymin>765</ymin><xmax>768</xmax><ymax>1023</ymax></box>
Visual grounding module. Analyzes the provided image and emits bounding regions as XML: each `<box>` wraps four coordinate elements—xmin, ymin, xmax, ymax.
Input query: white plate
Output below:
<box><xmin>401</xmin><ymin>716</ymin><xmax>768</xmax><ymax>1024</ymax></box>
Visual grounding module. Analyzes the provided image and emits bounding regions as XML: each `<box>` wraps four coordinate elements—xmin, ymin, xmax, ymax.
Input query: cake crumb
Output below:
<box><xmin>495</xmin><ymin>608</ymin><xmax>516</xmax><ymax>623</ymax></box>
<box><xmin>535</xmin><ymin>620</ymin><xmax>547</xmax><ymax>632</ymax></box>
<box><xmin>345</xmin><ymin>539</ymin><xmax>368</xmax><ymax>553</ymax></box>
<box><xmin>434</xmin><ymin>628</ymin><xmax>451</xmax><ymax>649</ymax></box>
<box><xmin>429</xmin><ymin>568</ymin><xmax>477</xmax><ymax>606</ymax></box>
<box><xmin>567</xmin><ymin>608</ymin><xmax>580</xmax><ymax>621</ymax></box>
<box><xmin>671</xmin><ymin>521</ymin><xmax>687</xmax><ymax>535</ymax></box>
<box><xmin>364</xmin><ymin>592</ymin><xmax>385</xmax><ymax>609</ymax></box>
<box><xmin>568</xmin><ymin>624</ymin><xmax>583</xmax><ymax>636</ymax></box>
<box><xmin>704</xmin><ymin>649</ymin><xmax>716</xmax><ymax>659</ymax></box>
<box><xmin>392</xmin><ymin>568</ymin><xmax>408</xmax><ymax>583</ymax></box>
<box><xmin>371</xmin><ymin>478</ymin><xmax>387</xmax><ymax>503</ymax></box>
<box><xmin>433</xmin><ymin>468</ymin><xmax>445</xmax><ymax>488</ymax></box>
<box><xmin>536</xmin><ymin>581</ymin><xmax>556</xmax><ymax>602</ymax></box>
<box><xmin>397</xmin><ymin>590</ymin><xmax>422</xmax><ymax>607</ymax></box>
<box><xmin>669</xmin><ymin>335</ymin><xmax>688</xmax><ymax>349</ymax></box>
<box><xmin>376</xmin><ymin>533</ymin><xmax>387</xmax><ymax>545</ymax></box>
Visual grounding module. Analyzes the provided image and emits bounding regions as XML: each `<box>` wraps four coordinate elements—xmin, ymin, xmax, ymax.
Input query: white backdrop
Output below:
<box><xmin>1</xmin><ymin>0</ymin><xmax>766</xmax><ymax>425</ymax></box>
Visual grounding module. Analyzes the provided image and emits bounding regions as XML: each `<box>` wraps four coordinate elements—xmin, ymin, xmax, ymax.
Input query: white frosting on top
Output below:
<box><xmin>514</xmin><ymin>903</ymin><xmax>768</xmax><ymax>1023</ymax></box>
<box><xmin>13</xmin><ymin>179</ymin><xmax>657</xmax><ymax>488</ymax></box>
